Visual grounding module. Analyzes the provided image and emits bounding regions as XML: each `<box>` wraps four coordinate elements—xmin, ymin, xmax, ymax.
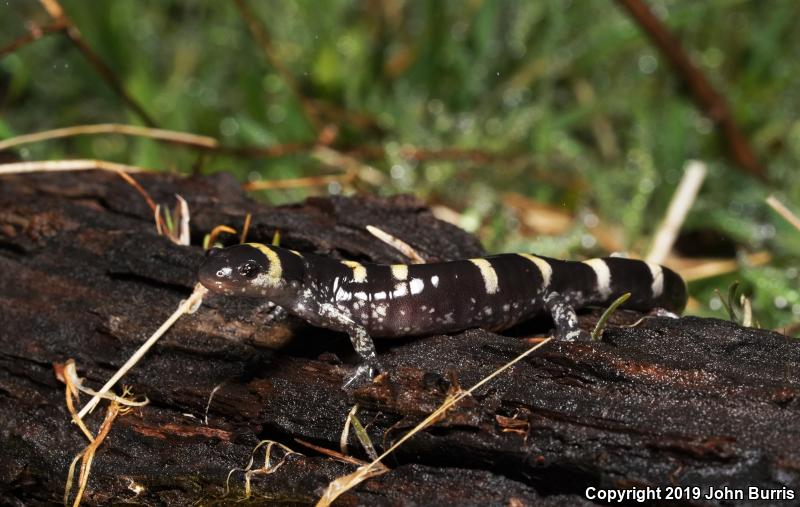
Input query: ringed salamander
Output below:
<box><xmin>199</xmin><ymin>243</ymin><xmax>687</xmax><ymax>386</ymax></box>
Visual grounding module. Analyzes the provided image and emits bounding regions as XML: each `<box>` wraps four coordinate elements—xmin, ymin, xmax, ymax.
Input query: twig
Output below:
<box><xmin>646</xmin><ymin>160</ymin><xmax>706</xmax><ymax>264</ymax></box>
<box><xmin>76</xmin><ymin>284</ymin><xmax>208</xmax><ymax>420</ymax></box>
<box><xmin>0</xmin><ymin>19</ymin><xmax>67</xmax><ymax>58</ymax></box>
<box><xmin>0</xmin><ymin>123</ymin><xmax>218</xmax><ymax>152</ymax></box>
<box><xmin>233</xmin><ymin>0</ymin><xmax>321</xmax><ymax>133</ymax></box>
<box><xmin>316</xmin><ymin>337</ymin><xmax>553</xmax><ymax>507</ymax></box>
<box><xmin>37</xmin><ymin>0</ymin><xmax>157</xmax><ymax>126</ymax></box>
<box><xmin>766</xmin><ymin>195</ymin><xmax>800</xmax><ymax>232</ymax></box>
<box><xmin>616</xmin><ymin>0</ymin><xmax>766</xmax><ymax>181</ymax></box>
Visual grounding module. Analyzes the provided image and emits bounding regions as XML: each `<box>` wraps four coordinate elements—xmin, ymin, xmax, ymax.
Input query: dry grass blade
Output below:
<box><xmin>315</xmin><ymin>337</ymin><xmax>553</xmax><ymax>507</ymax></box>
<box><xmin>240</xmin><ymin>213</ymin><xmax>252</xmax><ymax>244</ymax></box>
<box><xmin>76</xmin><ymin>283</ymin><xmax>208</xmax><ymax>420</ymax></box>
<box><xmin>0</xmin><ymin>159</ymin><xmax>147</xmax><ymax>174</ymax></box>
<box><xmin>766</xmin><ymin>195</ymin><xmax>800</xmax><ymax>232</ymax></box>
<box><xmin>672</xmin><ymin>251</ymin><xmax>771</xmax><ymax>282</ymax></box>
<box><xmin>0</xmin><ymin>123</ymin><xmax>218</xmax><ymax>152</ymax></box>
<box><xmin>647</xmin><ymin>160</ymin><xmax>707</xmax><ymax>265</ymax></box>
<box><xmin>243</xmin><ymin>172</ymin><xmax>356</xmax><ymax>191</ymax></box>
<box><xmin>295</xmin><ymin>438</ymin><xmax>377</xmax><ymax>468</ymax></box>
<box><xmin>59</xmin><ymin>360</ymin><xmax>148</xmax><ymax>409</ymax></box>
<box><xmin>61</xmin><ymin>367</ymin><xmax>137</xmax><ymax>507</ymax></box>
<box><xmin>114</xmin><ymin>170</ymin><xmax>157</xmax><ymax>211</ymax></box>
<box><xmin>63</xmin><ymin>403</ymin><xmax>121</xmax><ymax>507</ymax></box>
<box><xmin>204</xmin><ymin>225</ymin><xmax>238</xmax><ymax>249</ymax></box>
<box><xmin>339</xmin><ymin>405</ymin><xmax>379</xmax><ymax>461</ymax></box>
<box><xmin>204</xmin><ymin>382</ymin><xmax>225</xmax><ymax>425</ymax></box>
<box><xmin>225</xmin><ymin>440</ymin><xmax>301</xmax><ymax>499</ymax></box>
<box><xmin>339</xmin><ymin>405</ymin><xmax>359</xmax><ymax>456</ymax></box>
<box><xmin>366</xmin><ymin>225</ymin><xmax>425</xmax><ymax>263</ymax></box>
<box><xmin>174</xmin><ymin>194</ymin><xmax>191</xmax><ymax>246</ymax></box>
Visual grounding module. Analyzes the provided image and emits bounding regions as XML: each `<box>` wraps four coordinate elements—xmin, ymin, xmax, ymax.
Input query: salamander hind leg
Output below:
<box><xmin>342</xmin><ymin>325</ymin><xmax>382</xmax><ymax>388</ymax></box>
<box><xmin>543</xmin><ymin>292</ymin><xmax>591</xmax><ymax>341</ymax></box>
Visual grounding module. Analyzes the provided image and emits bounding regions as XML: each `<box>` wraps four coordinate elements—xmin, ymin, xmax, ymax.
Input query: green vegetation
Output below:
<box><xmin>1</xmin><ymin>1</ymin><xmax>799</xmax><ymax>329</ymax></box>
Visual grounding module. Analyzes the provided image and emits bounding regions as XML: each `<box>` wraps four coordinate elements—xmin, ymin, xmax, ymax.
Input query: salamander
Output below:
<box><xmin>198</xmin><ymin>243</ymin><xmax>687</xmax><ymax>386</ymax></box>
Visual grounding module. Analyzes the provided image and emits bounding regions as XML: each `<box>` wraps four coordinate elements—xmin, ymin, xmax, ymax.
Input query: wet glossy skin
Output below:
<box><xmin>199</xmin><ymin>242</ymin><xmax>687</xmax><ymax>385</ymax></box>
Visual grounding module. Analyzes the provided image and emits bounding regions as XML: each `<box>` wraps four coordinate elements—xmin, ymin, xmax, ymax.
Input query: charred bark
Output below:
<box><xmin>0</xmin><ymin>171</ymin><xmax>797</xmax><ymax>506</ymax></box>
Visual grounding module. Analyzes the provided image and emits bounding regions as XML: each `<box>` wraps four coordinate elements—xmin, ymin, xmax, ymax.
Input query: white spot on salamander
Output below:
<box><xmin>431</xmin><ymin>275</ymin><xmax>440</xmax><ymax>288</ymax></box>
<box><xmin>410</xmin><ymin>278</ymin><xmax>424</xmax><ymax>295</ymax></box>
<box><xmin>469</xmin><ymin>258</ymin><xmax>499</xmax><ymax>294</ymax></box>
<box><xmin>216</xmin><ymin>267</ymin><xmax>232</xmax><ymax>278</ymax></box>
<box><xmin>354</xmin><ymin>291</ymin><xmax>368</xmax><ymax>300</ymax></box>
<box><xmin>393</xmin><ymin>282</ymin><xmax>408</xmax><ymax>297</ymax></box>
<box><xmin>374</xmin><ymin>291</ymin><xmax>387</xmax><ymax>301</ymax></box>
<box><xmin>335</xmin><ymin>289</ymin><xmax>352</xmax><ymax>302</ymax></box>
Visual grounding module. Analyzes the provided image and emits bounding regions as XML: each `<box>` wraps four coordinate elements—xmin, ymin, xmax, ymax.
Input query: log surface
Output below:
<box><xmin>0</xmin><ymin>171</ymin><xmax>797</xmax><ymax>506</ymax></box>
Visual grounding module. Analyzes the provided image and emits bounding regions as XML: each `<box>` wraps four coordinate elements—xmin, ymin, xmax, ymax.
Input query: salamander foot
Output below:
<box><xmin>342</xmin><ymin>360</ymin><xmax>381</xmax><ymax>389</ymax></box>
<box><xmin>544</xmin><ymin>292</ymin><xmax>591</xmax><ymax>341</ymax></box>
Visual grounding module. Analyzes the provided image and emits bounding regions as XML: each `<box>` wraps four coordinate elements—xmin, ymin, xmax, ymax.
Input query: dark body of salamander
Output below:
<box><xmin>199</xmin><ymin>243</ymin><xmax>686</xmax><ymax>384</ymax></box>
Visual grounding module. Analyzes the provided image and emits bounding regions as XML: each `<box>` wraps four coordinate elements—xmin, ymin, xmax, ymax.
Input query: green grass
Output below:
<box><xmin>1</xmin><ymin>0</ymin><xmax>799</xmax><ymax>330</ymax></box>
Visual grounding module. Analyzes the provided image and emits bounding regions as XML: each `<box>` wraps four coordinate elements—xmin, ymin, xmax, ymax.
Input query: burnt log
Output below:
<box><xmin>0</xmin><ymin>170</ymin><xmax>797</xmax><ymax>506</ymax></box>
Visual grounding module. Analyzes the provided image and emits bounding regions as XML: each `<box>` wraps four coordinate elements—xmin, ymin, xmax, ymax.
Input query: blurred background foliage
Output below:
<box><xmin>1</xmin><ymin>0</ymin><xmax>798</xmax><ymax>330</ymax></box>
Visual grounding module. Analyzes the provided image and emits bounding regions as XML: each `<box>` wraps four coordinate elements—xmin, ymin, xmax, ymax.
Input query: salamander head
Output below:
<box><xmin>199</xmin><ymin>243</ymin><xmax>301</xmax><ymax>299</ymax></box>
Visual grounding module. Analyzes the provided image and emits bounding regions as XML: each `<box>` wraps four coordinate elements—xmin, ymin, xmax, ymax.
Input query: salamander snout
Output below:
<box><xmin>198</xmin><ymin>244</ymin><xmax>266</xmax><ymax>296</ymax></box>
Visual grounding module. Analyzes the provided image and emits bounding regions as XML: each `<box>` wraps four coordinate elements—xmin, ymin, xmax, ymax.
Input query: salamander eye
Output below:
<box><xmin>238</xmin><ymin>261</ymin><xmax>260</xmax><ymax>279</ymax></box>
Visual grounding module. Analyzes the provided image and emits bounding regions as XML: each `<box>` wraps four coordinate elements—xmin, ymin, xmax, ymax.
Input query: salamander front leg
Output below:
<box><xmin>316</xmin><ymin>303</ymin><xmax>382</xmax><ymax>388</ymax></box>
<box><xmin>543</xmin><ymin>292</ymin><xmax>590</xmax><ymax>341</ymax></box>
